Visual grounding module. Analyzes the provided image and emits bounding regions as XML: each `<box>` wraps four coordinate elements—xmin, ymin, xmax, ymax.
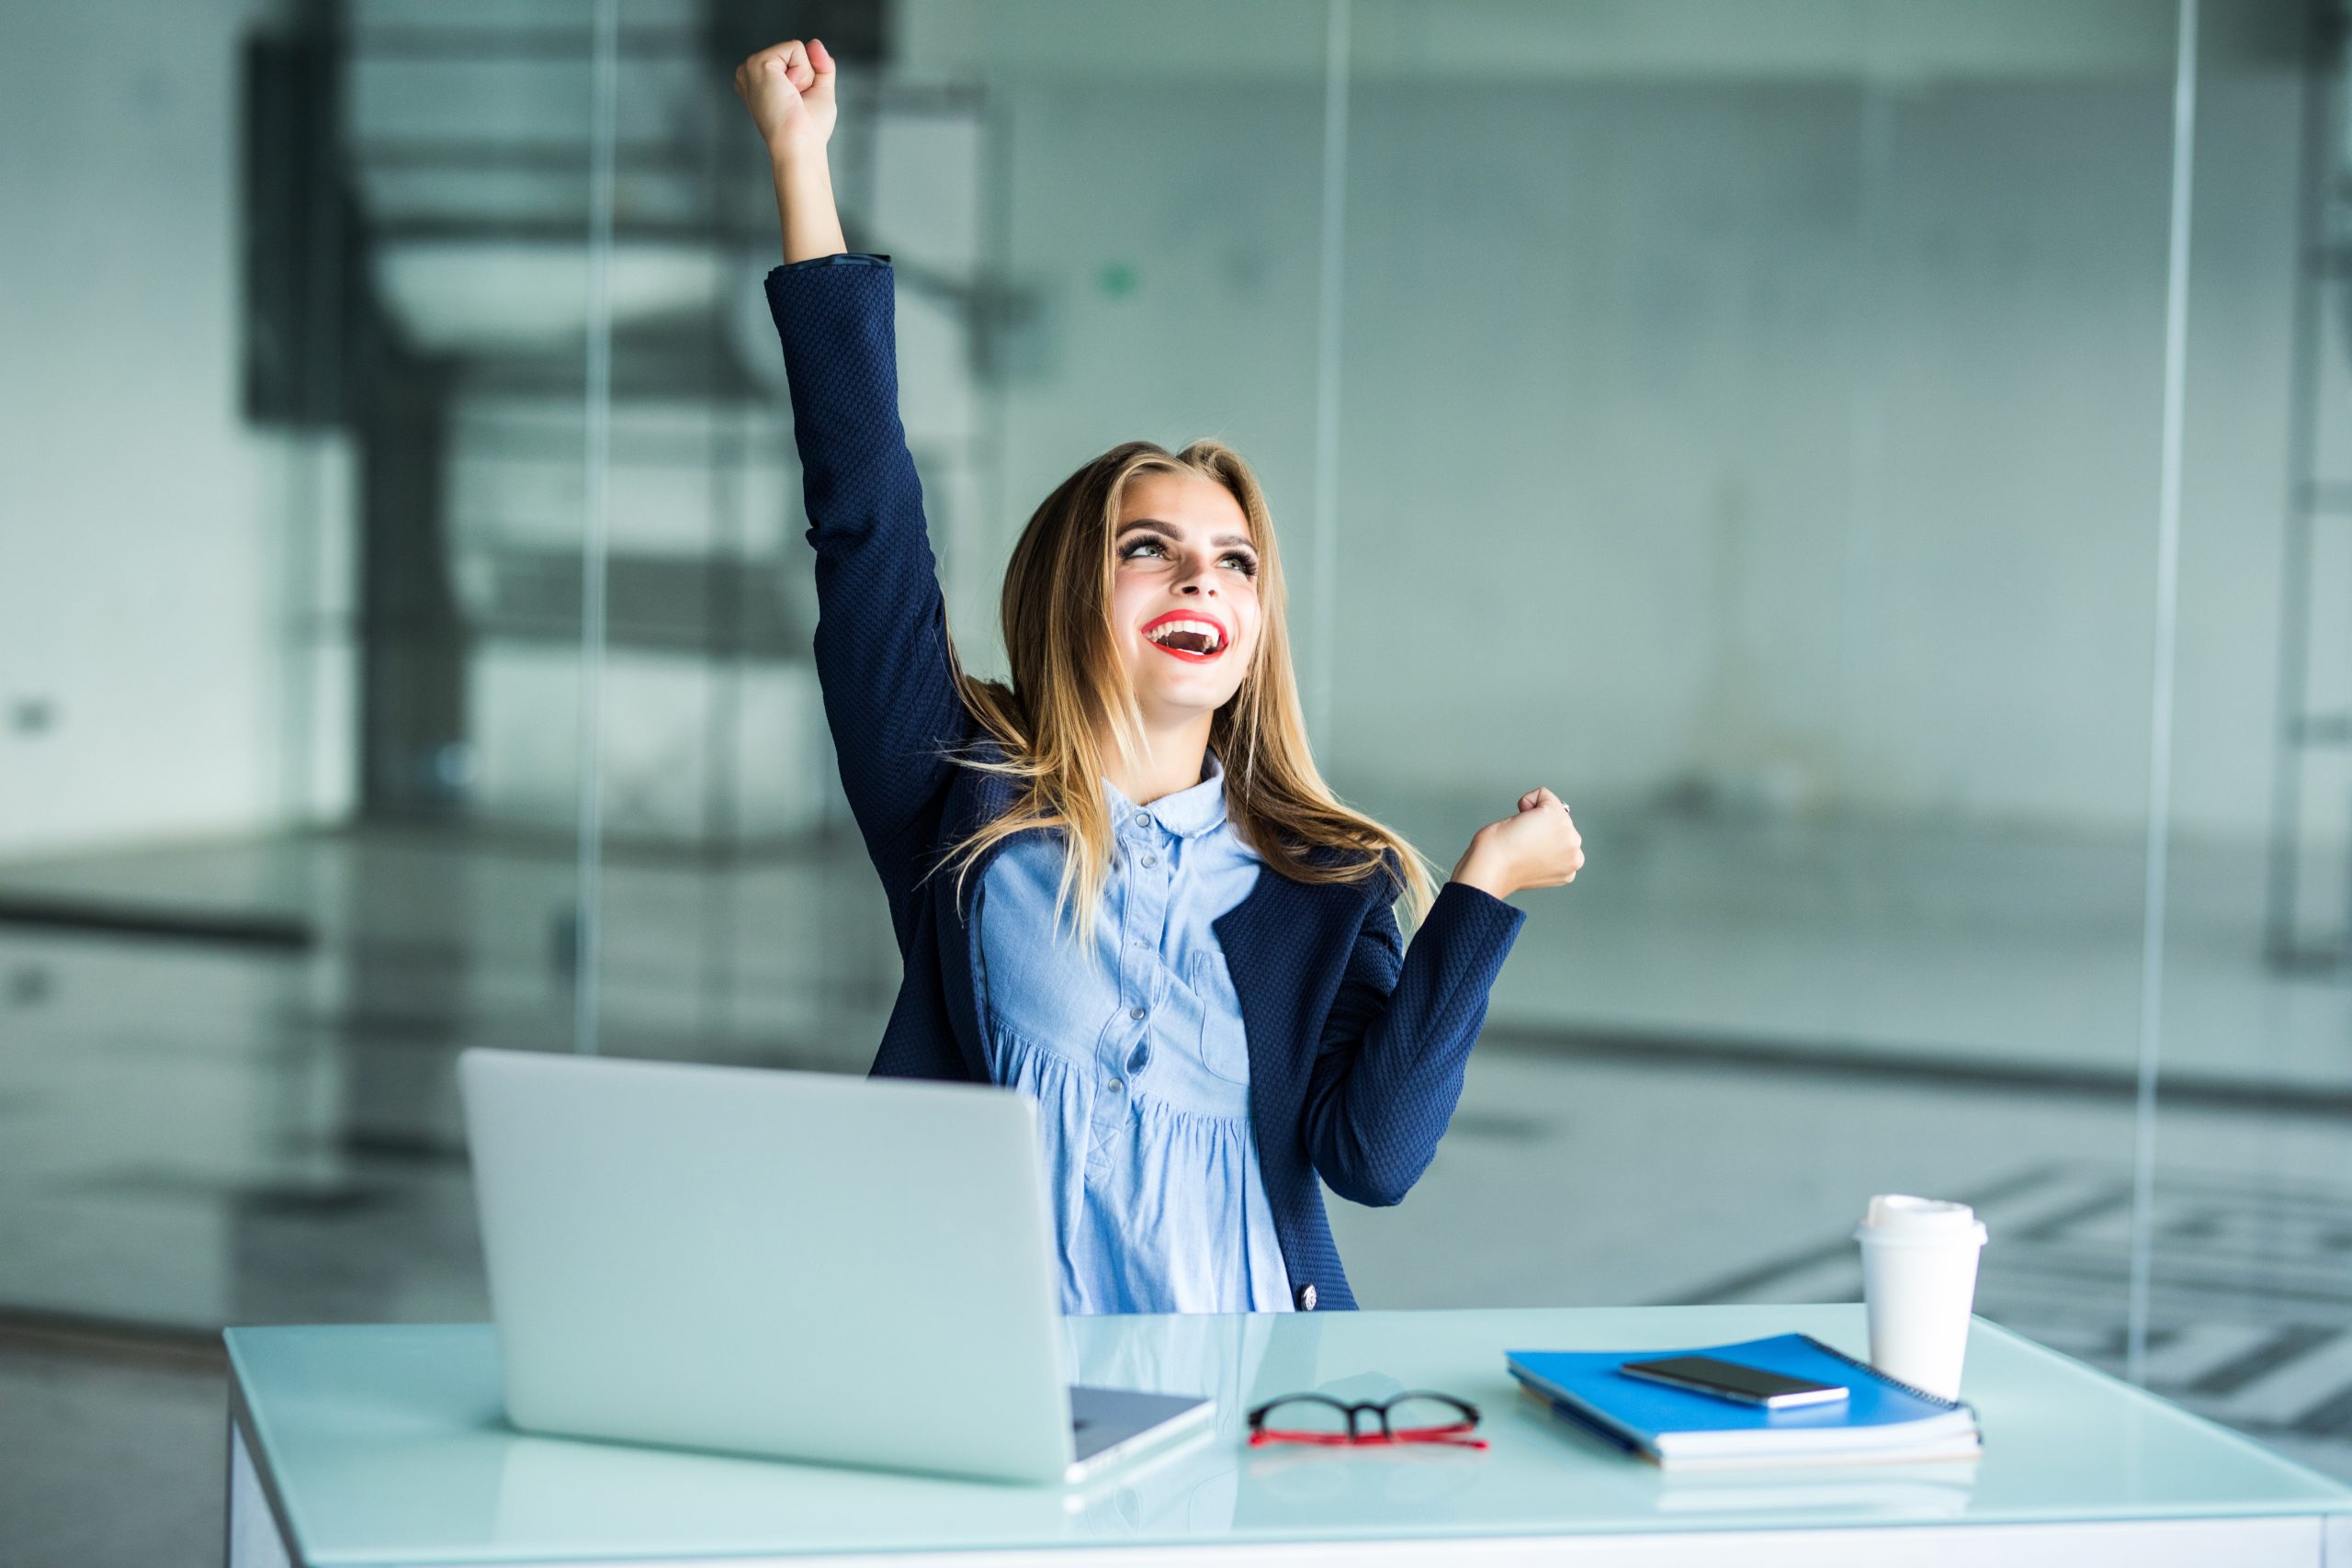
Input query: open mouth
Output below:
<box><xmin>1141</xmin><ymin>611</ymin><xmax>1228</xmax><ymax>661</ymax></box>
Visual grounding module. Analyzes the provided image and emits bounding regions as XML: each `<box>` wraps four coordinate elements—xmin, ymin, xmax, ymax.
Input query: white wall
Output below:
<box><xmin>979</xmin><ymin>79</ymin><xmax>1332</xmax><ymax>689</ymax></box>
<box><xmin>960</xmin><ymin>60</ymin><xmax>2303</xmax><ymax>841</ymax></box>
<box><xmin>0</xmin><ymin>0</ymin><xmax>355</xmax><ymax>860</ymax></box>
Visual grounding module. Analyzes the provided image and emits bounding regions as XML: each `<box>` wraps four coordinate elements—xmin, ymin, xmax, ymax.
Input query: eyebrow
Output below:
<box><xmin>1117</xmin><ymin>518</ymin><xmax>1256</xmax><ymax>550</ymax></box>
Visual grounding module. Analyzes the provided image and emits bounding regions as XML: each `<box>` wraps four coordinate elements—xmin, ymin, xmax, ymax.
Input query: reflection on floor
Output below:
<box><xmin>1364</xmin><ymin>797</ymin><xmax>2352</xmax><ymax>1095</ymax></box>
<box><xmin>4</xmin><ymin>821</ymin><xmax>2351</xmax><ymax>1564</ymax></box>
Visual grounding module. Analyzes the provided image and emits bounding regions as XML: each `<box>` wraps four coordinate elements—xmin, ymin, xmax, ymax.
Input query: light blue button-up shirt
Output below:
<box><xmin>976</xmin><ymin>755</ymin><xmax>1295</xmax><ymax>1314</ymax></box>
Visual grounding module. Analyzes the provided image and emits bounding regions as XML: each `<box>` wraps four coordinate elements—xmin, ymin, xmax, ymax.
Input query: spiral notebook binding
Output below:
<box><xmin>1798</xmin><ymin>1333</ymin><xmax>1979</xmax><ymax>1423</ymax></box>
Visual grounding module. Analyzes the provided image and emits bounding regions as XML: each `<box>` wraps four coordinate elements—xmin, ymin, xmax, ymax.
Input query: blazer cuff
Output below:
<box><xmin>1425</xmin><ymin>878</ymin><xmax>1528</xmax><ymax>953</ymax></box>
<box><xmin>770</xmin><ymin>251</ymin><xmax>892</xmax><ymax>275</ymax></box>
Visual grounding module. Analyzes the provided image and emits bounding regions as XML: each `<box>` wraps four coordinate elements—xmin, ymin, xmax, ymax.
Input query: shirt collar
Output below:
<box><xmin>1105</xmin><ymin>752</ymin><xmax>1229</xmax><ymax>840</ymax></box>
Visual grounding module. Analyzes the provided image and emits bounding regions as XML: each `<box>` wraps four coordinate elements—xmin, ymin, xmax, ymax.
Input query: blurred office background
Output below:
<box><xmin>7</xmin><ymin>0</ymin><xmax>2352</xmax><ymax>1557</ymax></box>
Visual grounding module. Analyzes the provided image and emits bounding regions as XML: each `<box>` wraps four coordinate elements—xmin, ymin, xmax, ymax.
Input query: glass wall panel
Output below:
<box><xmin>2160</xmin><ymin>0</ymin><xmax>2352</xmax><ymax>1479</ymax></box>
<box><xmin>1315</xmin><ymin>0</ymin><xmax>2185</xmax><ymax>1407</ymax></box>
<box><xmin>582</xmin><ymin>0</ymin><xmax>919</xmax><ymax>1077</ymax></box>
<box><xmin>0</xmin><ymin>0</ymin><xmax>608</xmax><ymax>1329</ymax></box>
<box><xmin>585</xmin><ymin>1</ymin><xmax>1344</xmax><ymax>1081</ymax></box>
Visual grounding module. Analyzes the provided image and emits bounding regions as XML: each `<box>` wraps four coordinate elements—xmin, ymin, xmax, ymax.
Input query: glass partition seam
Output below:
<box><xmin>572</xmin><ymin>0</ymin><xmax>621</xmax><ymax>1057</ymax></box>
<box><xmin>2266</xmin><ymin>9</ymin><xmax>2335</xmax><ymax>964</ymax></box>
<box><xmin>981</xmin><ymin>87</ymin><xmax>1015</xmax><ymax>682</ymax></box>
<box><xmin>2127</xmin><ymin>0</ymin><xmax>2202</xmax><ymax>1384</ymax></box>
<box><xmin>1836</xmin><ymin>66</ymin><xmax>1894</xmax><ymax>919</ymax></box>
<box><xmin>1305</xmin><ymin>0</ymin><xmax>1351</xmax><ymax>751</ymax></box>
<box><xmin>287</xmin><ymin>18</ymin><xmax>351</xmax><ymax>838</ymax></box>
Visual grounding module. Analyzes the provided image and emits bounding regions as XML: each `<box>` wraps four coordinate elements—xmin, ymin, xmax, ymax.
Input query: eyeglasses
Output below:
<box><xmin>1247</xmin><ymin>1391</ymin><xmax>1487</xmax><ymax>1450</ymax></box>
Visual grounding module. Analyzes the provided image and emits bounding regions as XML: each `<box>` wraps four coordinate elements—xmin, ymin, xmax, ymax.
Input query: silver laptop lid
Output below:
<box><xmin>458</xmin><ymin>1048</ymin><xmax>1076</xmax><ymax>1483</ymax></box>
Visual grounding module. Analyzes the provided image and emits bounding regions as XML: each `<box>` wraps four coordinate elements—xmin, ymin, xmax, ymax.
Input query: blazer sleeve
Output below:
<box><xmin>765</xmin><ymin>255</ymin><xmax>971</xmax><ymax>908</ymax></box>
<box><xmin>1299</xmin><ymin>879</ymin><xmax>1527</xmax><ymax>1208</ymax></box>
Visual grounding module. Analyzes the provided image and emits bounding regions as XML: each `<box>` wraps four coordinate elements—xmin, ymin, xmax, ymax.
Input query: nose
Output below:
<box><xmin>1176</xmin><ymin>555</ymin><xmax>1216</xmax><ymax>597</ymax></box>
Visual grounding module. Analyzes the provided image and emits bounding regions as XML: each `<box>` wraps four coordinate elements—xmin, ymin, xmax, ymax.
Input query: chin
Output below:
<box><xmin>1148</xmin><ymin>691</ymin><xmax>1233</xmax><ymax>718</ymax></box>
<box><xmin>1135</xmin><ymin>675</ymin><xmax>1241</xmax><ymax>720</ymax></box>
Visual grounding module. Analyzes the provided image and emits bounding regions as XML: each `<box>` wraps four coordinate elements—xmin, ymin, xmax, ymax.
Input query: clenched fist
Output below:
<box><xmin>734</xmin><ymin>38</ymin><xmax>837</xmax><ymax>156</ymax></box>
<box><xmin>1451</xmin><ymin>787</ymin><xmax>1584</xmax><ymax>900</ymax></box>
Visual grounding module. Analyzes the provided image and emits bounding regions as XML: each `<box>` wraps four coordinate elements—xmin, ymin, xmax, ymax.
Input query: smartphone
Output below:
<box><xmin>1615</xmin><ymin>1355</ymin><xmax>1849</xmax><ymax>1409</ymax></box>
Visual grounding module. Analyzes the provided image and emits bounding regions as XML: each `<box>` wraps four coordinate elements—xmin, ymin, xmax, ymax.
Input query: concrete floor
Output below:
<box><xmin>0</xmin><ymin>1326</ymin><xmax>227</xmax><ymax>1568</ymax></box>
<box><xmin>3</xmin><ymin>817</ymin><xmax>2350</xmax><ymax>1565</ymax></box>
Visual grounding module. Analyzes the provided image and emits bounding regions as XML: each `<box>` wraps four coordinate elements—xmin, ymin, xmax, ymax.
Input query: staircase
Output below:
<box><xmin>312</xmin><ymin>0</ymin><xmax>989</xmax><ymax>850</ymax></box>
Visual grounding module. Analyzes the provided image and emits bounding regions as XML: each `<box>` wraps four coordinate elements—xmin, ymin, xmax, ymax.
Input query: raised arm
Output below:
<box><xmin>737</xmin><ymin>41</ymin><xmax>970</xmax><ymax>922</ymax></box>
<box><xmin>734</xmin><ymin>39</ymin><xmax>847</xmax><ymax>264</ymax></box>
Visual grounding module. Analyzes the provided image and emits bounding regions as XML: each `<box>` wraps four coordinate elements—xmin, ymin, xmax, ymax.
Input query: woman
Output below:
<box><xmin>737</xmin><ymin>39</ymin><xmax>1584</xmax><ymax>1314</ymax></box>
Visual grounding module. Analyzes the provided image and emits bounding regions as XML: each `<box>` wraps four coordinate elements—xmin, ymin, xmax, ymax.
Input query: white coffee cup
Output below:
<box><xmin>1854</xmin><ymin>1194</ymin><xmax>1988</xmax><ymax>1402</ymax></box>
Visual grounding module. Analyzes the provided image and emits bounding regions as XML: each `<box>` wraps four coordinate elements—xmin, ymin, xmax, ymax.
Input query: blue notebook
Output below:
<box><xmin>1506</xmin><ymin>1334</ymin><xmax>1981</xmax><ymax>1471</ymax></box>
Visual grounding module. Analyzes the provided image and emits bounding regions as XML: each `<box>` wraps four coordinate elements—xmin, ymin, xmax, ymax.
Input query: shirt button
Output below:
<box><xmin>1141</xmin><ymin>853</ymin><xmax>1158</xmax><ymax>868</ymax></box>
<box><xmin>1129</xmin><ymin>1005</ymin><xmax>1146</xmax><ymax>1020</ymax></box>
<box><xmin>1106</xmin><ymin>1078</ymin><xmax>1125</xmax><ymax>1093</ymax></box>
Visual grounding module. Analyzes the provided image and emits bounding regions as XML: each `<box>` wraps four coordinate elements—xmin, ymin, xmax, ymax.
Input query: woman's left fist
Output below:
<box><xmin>1450</xmin><ymin>787</ymin><xmax>1584</xmax><ymax>899</ymax></box>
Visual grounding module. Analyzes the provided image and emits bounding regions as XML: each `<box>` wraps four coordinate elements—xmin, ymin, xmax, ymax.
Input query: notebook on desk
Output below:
<box><xmin>1507</xmin><ymin>1333</ymin><xmax>1981</xmax><ymax>1471</ymax></box>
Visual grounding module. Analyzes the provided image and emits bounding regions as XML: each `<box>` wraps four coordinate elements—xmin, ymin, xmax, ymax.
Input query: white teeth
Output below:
<box><xmin>1148</xmin><ymin>620</ymin><xmax>1223</xmax><ymax>651</ymax></box>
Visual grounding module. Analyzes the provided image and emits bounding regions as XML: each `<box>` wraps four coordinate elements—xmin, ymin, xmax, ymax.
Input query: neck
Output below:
<box><xmin>1100</xmin><ymin>710</ymin><xmax>1215</xmax><ymax>806</ymax></box>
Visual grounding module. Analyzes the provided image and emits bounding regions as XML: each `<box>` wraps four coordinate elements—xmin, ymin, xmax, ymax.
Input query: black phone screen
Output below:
<box><xmin>1617</xmin><ymin>1355</ymin><xmax>1846</xmax><ymax>1404</ymax></box>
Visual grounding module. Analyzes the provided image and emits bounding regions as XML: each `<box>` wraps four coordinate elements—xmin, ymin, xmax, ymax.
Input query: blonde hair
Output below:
<box><xmin>943</xmin><ymin>438</ymin><xmax>1434</xmax><ymax>934</ymax></box>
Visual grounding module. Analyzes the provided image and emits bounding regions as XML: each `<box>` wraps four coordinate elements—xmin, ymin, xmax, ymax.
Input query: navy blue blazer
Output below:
<box><xmin>765</xmin><ymin>254</ymin><xmax>1526</xmax><ymax>1312</ymax></box>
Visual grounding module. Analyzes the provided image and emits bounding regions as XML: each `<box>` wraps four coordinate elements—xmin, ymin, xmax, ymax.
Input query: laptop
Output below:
<box><xmin>458</xmin><ymin>1047</ymin><xmax>1214</xmax><ymax>1485</ymax></box>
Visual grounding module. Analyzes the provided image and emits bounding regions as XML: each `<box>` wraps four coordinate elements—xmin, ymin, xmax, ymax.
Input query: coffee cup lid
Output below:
<box><xmin>1854</xmin><ymin>1193</ymin><xmax>1988</xmax><ymax>1246</ymax></box>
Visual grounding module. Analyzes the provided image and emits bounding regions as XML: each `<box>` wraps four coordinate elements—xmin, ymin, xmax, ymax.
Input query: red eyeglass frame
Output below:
<box><xmin>1246</xmin><ymin>1392</ymin><xmax>1489</xmax><ymax>1450</ymax></box>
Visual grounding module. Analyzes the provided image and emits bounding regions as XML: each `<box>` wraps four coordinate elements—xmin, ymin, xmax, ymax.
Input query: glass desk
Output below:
<box><xmin>224</xmin><ymin>1304</ymin><xmax>2352</xmax><ymax>1566</ymax></box>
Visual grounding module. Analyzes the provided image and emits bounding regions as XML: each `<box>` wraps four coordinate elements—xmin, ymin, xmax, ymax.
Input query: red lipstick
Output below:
<box><xmin>1140</xmin><ymin>610</ymin><xmax>1229</xmax><ymax>661</ymax></box>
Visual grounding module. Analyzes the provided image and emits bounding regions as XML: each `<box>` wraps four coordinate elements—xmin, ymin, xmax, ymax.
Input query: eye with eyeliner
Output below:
<box><xmin>1116</xmin><ymin>535</ymin><xmax>1257</xmax><ymax>580</ymax></box>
